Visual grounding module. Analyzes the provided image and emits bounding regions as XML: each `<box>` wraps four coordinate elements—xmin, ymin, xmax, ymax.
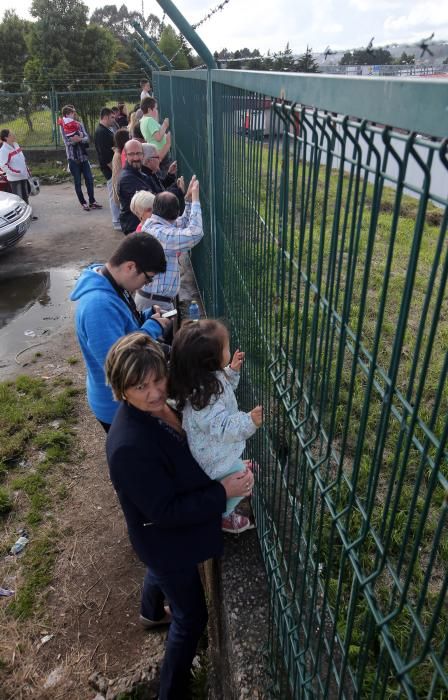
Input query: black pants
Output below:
<box><xmin>142</xmin><ymin>565</ymin><xmax>208</xmax><ymax>699</ymax></box>
<box><xmin>98</xmin><ymin>419</ymin><xmax>111</xmax><ymax>434</ymax></box>
<box><xmin>10</xmin><ymin>179</ymin><xmax>29</xmax><ymax>204</ymax></box>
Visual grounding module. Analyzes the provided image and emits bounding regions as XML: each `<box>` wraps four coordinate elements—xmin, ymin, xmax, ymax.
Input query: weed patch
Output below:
<box><xmin>0</xmin><ymin>373</ymin><xmax>77</xmax><ymax>619</ymax></box>
<box><xmin>8</xmin><ymin>532</ymin><xmax>58</xmax><ymax>619</ymax></box>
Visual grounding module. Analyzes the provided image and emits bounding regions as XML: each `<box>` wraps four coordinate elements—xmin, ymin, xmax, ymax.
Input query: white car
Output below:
<box><xmin>0</xmin><ymin>191</ymin><xmax>32</xmax><ymax>252</ymax></box>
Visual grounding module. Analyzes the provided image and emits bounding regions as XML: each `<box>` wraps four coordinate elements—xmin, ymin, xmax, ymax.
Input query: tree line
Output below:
<box><xmin>0</xmin><ymin>0</ymin><xmax>197</xmax><ymax>97</ymax></box>
<box><xmin>214</xmin><ymin>45</ymin><xmax>320</xmax><ymax>72</ymax></box>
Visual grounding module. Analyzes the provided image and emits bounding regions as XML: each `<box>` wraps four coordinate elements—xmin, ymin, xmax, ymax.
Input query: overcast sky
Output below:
<box><xmin>2</xmin><ymin>0</ymin><xmax>447</xmax><ymax>54</ymax></box>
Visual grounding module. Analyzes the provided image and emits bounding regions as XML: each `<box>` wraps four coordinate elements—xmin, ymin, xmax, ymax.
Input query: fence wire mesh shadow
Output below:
<box><xmin>166</xmin><ymin>71</ymin><xmax>448</xmax><ymax>699</ymax></box>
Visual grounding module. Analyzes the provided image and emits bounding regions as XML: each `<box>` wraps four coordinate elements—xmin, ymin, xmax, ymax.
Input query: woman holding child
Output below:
<box><xmin>105</xmin><ymin>332</ymin><xmax>254</xmax><ymax>700</ymax></box>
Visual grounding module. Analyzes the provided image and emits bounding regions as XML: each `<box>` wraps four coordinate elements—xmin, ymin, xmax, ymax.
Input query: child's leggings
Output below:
<box><xmin>219</xmin><ymin>458</ymin><xmax>246</xmax><ymax>516</ymax></box>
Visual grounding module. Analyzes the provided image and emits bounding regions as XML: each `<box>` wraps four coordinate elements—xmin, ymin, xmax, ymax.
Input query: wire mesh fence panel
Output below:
<box><xmin>162</xmin><ymin>69</ymin><xmax>448</xmax><ymax>699</ymax></box>
<box><xmin>54</xmin><ymin>89</ymin><xmax>139</xmax><ymax>145</ymax></box>
<box><xmin>0</xmin><ymin>91</ymin><xmax>55</xmax><ymax>148</ymax></box>
<box><xmin>0</xmin><ymin>89</ymin><xmax>139</xmax><ymax>149</ymax></box>
<box><xmin>157</xmin><ymin>72</ymin><xmax>213</xmax><ymax>310</ymax></box>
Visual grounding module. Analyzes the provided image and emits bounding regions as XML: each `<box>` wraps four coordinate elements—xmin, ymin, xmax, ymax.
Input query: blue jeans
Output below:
<box><xmin>142</xmin><ymin>565</ymin><xmax>208</xmax><ymax>700</ymax></box>
<box><xmin>68</xmin><ymin>159</ymin><xmax>95</xmax><ymax>205</ymax></box>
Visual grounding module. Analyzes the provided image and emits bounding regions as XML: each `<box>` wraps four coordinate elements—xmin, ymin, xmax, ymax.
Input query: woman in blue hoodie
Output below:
<box><xmin>70</xmin><ymin>232</ymin><xmax>168</xmax><ymax>431</ymax></box>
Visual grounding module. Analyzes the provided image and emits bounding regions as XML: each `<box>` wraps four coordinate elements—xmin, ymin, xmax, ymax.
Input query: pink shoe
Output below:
<box><xmin>221</xmin><ymin>512</ymin><xmax>255</xmax><ymax>534</ymax></box>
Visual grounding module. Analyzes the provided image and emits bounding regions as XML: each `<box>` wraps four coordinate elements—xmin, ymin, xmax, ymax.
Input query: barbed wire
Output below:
<box><xmin>192</xmin><ymin>0</ymin><xmax>231</xmax><ymax>30</ymax></box>
<box><xmin>214</xmin><ymin>34</ymin><xmax>445</xmax><ymax>64</ymax></box>
<box><xmin>167</xmin><ymin>0</ymin><xmax>231</xmax><ymax>64</ymax></box>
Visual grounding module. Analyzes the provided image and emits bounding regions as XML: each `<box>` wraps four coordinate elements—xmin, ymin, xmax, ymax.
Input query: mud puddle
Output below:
<box><xmin>0</xmin><ymin>267</ymin><xmax>79</xmax><ymax>374</ymax></box>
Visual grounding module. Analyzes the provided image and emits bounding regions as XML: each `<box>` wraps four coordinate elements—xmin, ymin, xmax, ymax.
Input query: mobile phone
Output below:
<box><xmin>162</xmin><ymin>309</ymin><xmax>178</xmax><ymax>318</ymax></box>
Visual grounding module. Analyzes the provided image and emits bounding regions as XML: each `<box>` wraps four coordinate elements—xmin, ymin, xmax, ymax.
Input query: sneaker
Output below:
<box><xmin>89</xmin><ymin>201</ymin><xmax>103</xmax><ymax>209</ymax></box>
<box><xmin>139</xmin><ymin>605</ymin><xmax>172</xmax><ymax>630</ymax></box>
<box><xmin>221</xmin><ymin>512</ymin><xmax>255</xmax><ymax>534</ymax></box>
<box><xmin>81</xmin><ymin>203</ymin><xmax>90</xmax><ymax>211</ymax></box>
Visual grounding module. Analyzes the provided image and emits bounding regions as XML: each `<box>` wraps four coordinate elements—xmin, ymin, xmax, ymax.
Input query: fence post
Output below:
<box><xmin>206</xmin><ymin>70</ymin><xmax>219</xmax><ymax>316</ymax></box>
<box><xmin>154</xmin><ymin>0</ymin><xmax>218</xmax><ymax>69</ymax></box>
<box><xmin>50</xmin><ymin>86</ymin><xmax>60</xmax><ymax>147</ymax></box>
<box><xmin>132</xmin><ymin>23</ymin><xmax>174</xmax><ymax>71</ymax></box>
<box><xmin>154</xmin><ymin>0</ymin><xmax>219</xmax><ymax>313</ymax></box>
<box><xmin>131</xmin><ymin>39</ymin><xmax>160</xmax><ymax>72</ymax></box>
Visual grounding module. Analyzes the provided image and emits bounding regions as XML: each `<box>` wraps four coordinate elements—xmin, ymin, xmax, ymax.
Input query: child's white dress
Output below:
<box><xmin>182</xmin><ymin>366</ymin><xmax>257</xmax><ymax>513</ymax></box>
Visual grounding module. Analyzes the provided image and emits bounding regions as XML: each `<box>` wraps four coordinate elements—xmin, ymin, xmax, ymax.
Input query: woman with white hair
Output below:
<box><xmin>130</xmin><ymin>190</ymin><xmax>155</xmax><ymax>232</ymax></box>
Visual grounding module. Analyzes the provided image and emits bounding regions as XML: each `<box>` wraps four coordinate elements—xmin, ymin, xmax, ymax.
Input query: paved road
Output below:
<box><xmin>0</xmin><ymin>181</ymin><xmax>121</xmax><ymax>277</ymax></box>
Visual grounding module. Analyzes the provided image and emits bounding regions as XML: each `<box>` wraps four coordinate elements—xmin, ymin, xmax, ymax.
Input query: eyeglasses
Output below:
<box><xmin>142</xmin><ymin>272</ymin><xmax>155</xmax><ymax>284</ymax></box>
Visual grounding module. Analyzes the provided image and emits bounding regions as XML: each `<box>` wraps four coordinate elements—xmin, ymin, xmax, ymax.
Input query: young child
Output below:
<box><xmin>170</xmin><ymin>319</ymin><xmax>263</xmax><ymax>534</ymax></box>
<box><xmin>58</xmin><ymin>106</ymin><xmax>89</xmax><ymax>161</ymax></box>
<box><xmin>57</xmin><ymin>106</ymin><xmax>83</xmax><ymax>139</ymax></box>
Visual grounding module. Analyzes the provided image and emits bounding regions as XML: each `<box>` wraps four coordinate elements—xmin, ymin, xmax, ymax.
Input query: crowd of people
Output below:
<box><xmin>0</xmin><ymin>78</ymin><xmax>263</xmax><ymax>699</ymax></box>
<box><xmin>68</xmin><ymin>80</ymin><xmax>263</xmax><ymax>699</ymax></box>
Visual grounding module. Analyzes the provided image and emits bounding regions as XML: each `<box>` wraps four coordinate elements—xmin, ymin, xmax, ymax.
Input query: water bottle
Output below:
<box><xmin>10</xmin><ymin>535</ymin><xmax>29</xmax><ymax>555</ymax></box>
<box><xmin>188</xmin><ymin>300</ymin><xmax>200</xmax><ymax>321</ymax></box>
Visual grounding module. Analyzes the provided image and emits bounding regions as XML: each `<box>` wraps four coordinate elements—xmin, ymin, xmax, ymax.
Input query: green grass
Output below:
<box><xmin>0</xmin><ymin>374</ymin><xmax>77</xmax><ymax>618</ymax></box>
<box><xmin>0</xmin><ymin>487</ymin><xmax>12</xmax><ymax>515</ymax></box>
<box><xmin>0</xmin><ymin>97</ymin><xmax>135</xmax><ymax>150</ymax></box>
<box><xmin>0</xmin><ymin>109</ymin><xmax>54</xmax><ymax>148</ymax></box>
<box><xmin>8</xmin><ymin>533</ymin><xmax>58</xmax><ymax>619</ymax></box>
<box><xmin>218</xmin><ymin>131</ymin><xmax>447</xmax><ymax>696</ymax></box>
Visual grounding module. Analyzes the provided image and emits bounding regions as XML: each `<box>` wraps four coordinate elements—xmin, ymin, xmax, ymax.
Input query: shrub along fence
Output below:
<box><xmin>155</xmin><ymin>68</ymin><xmax>448</xmax><ymax>698</ymax></box>
<box><xmin>0</xmin><ymin>89</ymin><xmax>139</xmax><ymax>148</ymax></box>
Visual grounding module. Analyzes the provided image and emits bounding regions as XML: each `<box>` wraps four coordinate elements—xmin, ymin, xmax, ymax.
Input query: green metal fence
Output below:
<box><xmin>156</xmin><ymin>69</ymin><xmax>448</xmax><ymax>698</ymax></box>
<box><xmin>0</xmin><ymin>89</ymin><xmax>139</xmax><ymax>148</ymax></box>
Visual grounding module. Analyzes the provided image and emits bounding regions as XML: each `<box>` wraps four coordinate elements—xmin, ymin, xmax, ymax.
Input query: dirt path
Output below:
<box><xmin>0</xmin><ymin>184</ymin><xmax>167</xmax><ymax>699</ymax></box>
<box><xmin>0</xmin><ymin>181</ymin><xmax>121</xmax><ymax>275</ymax></box>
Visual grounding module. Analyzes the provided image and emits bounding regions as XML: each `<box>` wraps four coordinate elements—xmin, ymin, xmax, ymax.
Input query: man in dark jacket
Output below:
<box><xmin>117</xmin><ymin>139</ymin><xmax>152</xmax><ymax>234</ymax></box>
<box><xmin>142</xmin><ymin>143</ymin><xmax>185</xmax><ymax>214</ymax></box>
<box><xmin>94</xmin><ymin>107</ymin><xmax>121</xmax><ymax>230</ymax></box>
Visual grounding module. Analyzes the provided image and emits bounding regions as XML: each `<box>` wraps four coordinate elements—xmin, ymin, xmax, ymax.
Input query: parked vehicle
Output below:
<box><xmin>0</xmin><ymin>167</ymin><xmax>11</xmax><ymax>193</ymax></box>
<box><xmin>0</xmin><ymin>191</ymin><xmax>32</xmax><ymax>252</ymax></box>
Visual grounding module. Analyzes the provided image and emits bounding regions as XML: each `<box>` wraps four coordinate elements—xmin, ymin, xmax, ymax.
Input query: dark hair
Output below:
<box><xmin>141</xmin><ymin>97</ymin><xmax>156</xmax><ymax>114</ymax></box>
<box><xmin>108</xmin><ymin>232</ymin><xmax>166</xmax><ymax>273</ymax></box>
<box><xmin>61</xmin><ymin>104</ymin><xmax>75</xmax><ymax>117</ymax></box>
<box><xmin>133</xmin><ymin>123</ymin><xmax>143</xmax><ymax>140</ymax></box>
<box><xmin>169</xmin><ymin>320</ymin><xmax>228</xmax><ymax>410</ymax></box>
<box><xmin>153</xmin><ymin>192</ymin><xmax>179</xmax><ymax>221</ymax></box>
<box><xmin>140</xmin><ymin>78</ymin><xmax>150</xmax><ymax>88</ymax></box>
<box><xmin>113</xmin><ymin>128</ymin><xmax>130</xmax><ymax>152</ymax></box>
<box><xmin>100</xmin><ymin>107</ymin><xmax>113</xmax><ymax>119</ymax></box>
<box><xmin>0</xmin><ymin>129</ymin><xmax>10</xmax><ymax>142</ymax></box>
<box><xmin>111</xmin><ymin>106</ymin><xmax>119</xmax><ymax>114</ymax></box>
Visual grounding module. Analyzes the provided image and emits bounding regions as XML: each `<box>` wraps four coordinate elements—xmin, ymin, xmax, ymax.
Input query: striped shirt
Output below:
<box><xmin>141</xmin><ymin>201</ymin><xmax>203</xmax><ymax>298</ymax></box>
<box><xmin>60</xmin><ymin>122</ymin><xmax>90</xmax><ymax>162</ymax></box>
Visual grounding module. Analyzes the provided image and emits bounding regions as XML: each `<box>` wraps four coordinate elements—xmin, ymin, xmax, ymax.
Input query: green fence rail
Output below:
<box><xmin>155</xmin><ymin>69</ymin><xmax>448</xmax><ymax>698</ymax></box>
<box><xmin>0</xmin><ymin>89</ymin><xmax>140</xmax><ymax>148</ymax></box>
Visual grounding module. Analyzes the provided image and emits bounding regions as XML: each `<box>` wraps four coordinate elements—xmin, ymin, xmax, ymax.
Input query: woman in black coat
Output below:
<box><xmin>105</xmin><ymin>332</ymin><xmax>254</xmax><ymax>699</ymax></box>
